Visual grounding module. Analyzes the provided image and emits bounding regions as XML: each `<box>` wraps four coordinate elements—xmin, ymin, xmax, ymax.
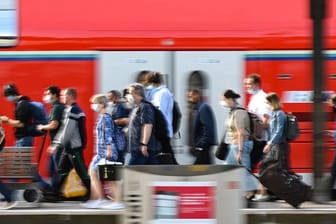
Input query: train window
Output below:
<box><xmin>0</xmin><ymin>0</ymin><xmax>18</xmax><ymax>47</ymax></box>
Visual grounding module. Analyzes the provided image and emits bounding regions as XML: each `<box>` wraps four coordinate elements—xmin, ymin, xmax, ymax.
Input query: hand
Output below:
<box><xmin>236</xmin><ymin>151</ymin><xmax>242</xmax><ymax>164</ymax></box>
<box><xmin>263</xmin><ymin>144</ymin><xmax>271</xmax><ymax>154</ymax></box>
<box><xmin>0</xmin><ymin>116</ymin><xmax>9</xmax><ymax>122</ymax></box>
<box><xmin>325</xmin><ymin>130</ymin><xmax>335</xmax><ymax>137</ymax></box>
<box><xmin>141</xmin><ymin>145</ymin><xmax>148</xmax><ymax>157</ymax></box>
<box><xmin>47</xmin><ymin>146</ymin><xmax>57</xmax><ymax>155</ymax></box>
<box><xmin>106</xmin><ymin>148</ymin><xmax>112</xmax><ymax>159</ymax></box>
<box><xmin>36</xmin><ymin>124</ymin><xmax>44</xmax><ymax>131</ymax></box>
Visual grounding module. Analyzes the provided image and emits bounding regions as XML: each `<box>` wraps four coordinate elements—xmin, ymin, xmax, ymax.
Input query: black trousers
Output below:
<box><xmin>194</xmin><ymin>146</ymin><xmax>213</xmax><ymax>165</ymax></box>
<box><xmin>53</xmin><ymin>149</ymin><xmax>91</xmax><ymax>197</ymax></box>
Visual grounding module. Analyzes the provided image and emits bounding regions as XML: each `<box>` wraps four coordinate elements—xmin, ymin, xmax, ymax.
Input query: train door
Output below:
<box><xmin>174</xmin><ymin>51</ymin><xmax>245</xmax><ymax>164</ymax></box>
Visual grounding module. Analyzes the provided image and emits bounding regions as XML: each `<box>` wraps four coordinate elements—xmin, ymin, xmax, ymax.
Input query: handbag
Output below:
<box><xmin>98</xmin><ymin>159</ymin><xmax>122</xmax><ymax>181</ymax></box>
<box><xmin>215</xmin><ymin>131</ymin><xmax>229</xmax><ymax>160</ymax></box>
<box><xmin>61</xmin><ymin>169</ymin><xmax>87</xmax><ymax>198</ymax></box>
<box><xmin>215</xmin><ymin>141</ymin><xmax>229</xmax><ymax>160</ymax></box>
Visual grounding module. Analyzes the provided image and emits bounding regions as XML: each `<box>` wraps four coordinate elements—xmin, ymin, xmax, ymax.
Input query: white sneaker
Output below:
<box><xmin>0</xmin><ymin>201</ymin><xmax>17</xmax><ymax>210</ymax></box>
<box><xmin>99</xmin><ymin>201</ymin><xmax>125</xmax><ymax>210</ymax></box>
<box><xmin>252</xmin><ymin>194</ymin><xmax>270</xmax><ymax>202</ymax></box>
<box><xmin>81</xmin><ymin>199</ymin><xmax>108</xmax><ymax>209</ymax></box>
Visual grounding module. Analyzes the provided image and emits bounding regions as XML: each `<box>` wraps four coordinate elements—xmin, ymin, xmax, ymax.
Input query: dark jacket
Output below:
<box><xmin>191</xmin><ymin>100</ymin><xmax>218</xmax><ymax>148</ymax></box>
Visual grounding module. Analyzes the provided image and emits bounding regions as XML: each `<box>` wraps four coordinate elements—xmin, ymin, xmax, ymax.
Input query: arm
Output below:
<box><xmin>140</xmin><ymin>123</ymin><xmax>153</xmax><ymax>157</ymax></box>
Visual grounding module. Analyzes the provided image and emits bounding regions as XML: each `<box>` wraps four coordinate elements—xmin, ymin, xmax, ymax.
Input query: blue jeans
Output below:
<box><xmin>15</xmin><ymin>136</ymin><xmax>33</xmax><ymax>147</ymax></box>
<box><xmin>128</xmin><ymin>150</ymin><xmax>158</xmax><ymax>165</ymax></box>
<box><xmin>0</xmin><ymin>180</ymin><xmax>13</xmax><ymax>202</ymax></box>
<box><xmin>224</xmin><ymin>140</ymin><xmax>258</xmax><ymax>192</ymax></box>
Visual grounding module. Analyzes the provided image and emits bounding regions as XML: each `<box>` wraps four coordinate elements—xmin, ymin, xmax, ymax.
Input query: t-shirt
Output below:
<box><xmin>247</xmin><ymin>89</ymin><xmax>272</xmax><ymax>141</ymax></box>
<box><xmin>49</xmin><ymin>101</ymin><xmax>66</xmax><ymax>140</ymax></box>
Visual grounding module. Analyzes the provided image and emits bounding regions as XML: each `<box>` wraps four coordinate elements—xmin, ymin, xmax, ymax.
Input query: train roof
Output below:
<box><xmin>11</xmin><ymin>0</ymin><xmax>336</xmax><ymax>49</ymax></box>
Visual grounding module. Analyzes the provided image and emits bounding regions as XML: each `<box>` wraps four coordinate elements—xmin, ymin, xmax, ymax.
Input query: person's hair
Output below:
<box><xmin>92</xmin><ymin>94</ymin><xmax>108</xmax><ymax>107</ymax></box>
<box><xmin>108</xmin><ymin>90</ymin><xmax>121</xmax><ymax>99</ymax></box>
<box><xmin>247</xmin><ymin>73</ymin><xmax>262</xmax><ymax>86</ymax></box>
<box><xmin>148</xmin><ymin>71</ymin><xmax>163</xmax><ymax>84</ymax></box>
<box><xmin>129</xmin><ymin>83</ymin><xmax>145</xmax><ymax>98</ymax></box>
<box><xmin>137</xmin><ymin>70</ymin><xmax>151</xmax><ymax>85</ymax></box>
<box><xmin>223</xmin><ymin>89</ymin><xmax>240</xmax><ymax>99</ymax></box>
<box><xmin>266</xmin><ymin>92</ymin><xmax>282</xmax><ymax>110</ymax></box>
<box><xmin>46</xmin><ymin>86</ymin><xmax>61</xmax><ymax>97</ymax></box>
<box><xmin>64</xmin><ymin>88</ymin><xmax>77</xmax><ymax>99</ymax></box>
<box><xmin>3</xmin><ymin>83</ymin><xmax>19</xmax><ymax>97</ymax></box>
<box><xmin>122</xmin><ymin>88</ymin><xmax>129</xmax><ymax>97</ymax></box>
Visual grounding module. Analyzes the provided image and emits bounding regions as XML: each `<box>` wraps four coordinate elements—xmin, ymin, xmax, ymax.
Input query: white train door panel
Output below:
<box><xmin>98</xmin><ymin>51</ymin><xmax>172</xmax><ymax>93</ymax></box>
<box><xmin>174</xmin><ymin>51</ymin><xmax>245</xmax><ymax>164</ymax></box>
<box><xmin>98</xmin><ymin>51</ymin><xmax>244</xmax><ymax>165</ymax></box>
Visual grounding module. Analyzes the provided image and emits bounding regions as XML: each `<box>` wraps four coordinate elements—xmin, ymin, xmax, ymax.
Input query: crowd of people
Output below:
<box><xmin>0</xmin><ymin>72</ymin><xmax>333</xmax><ymax>209</ymax></box>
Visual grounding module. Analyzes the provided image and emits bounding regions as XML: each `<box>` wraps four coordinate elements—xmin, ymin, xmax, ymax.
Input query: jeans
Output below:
<box><xmin>224</xmin><ymin>140</ymin><xmax>258</xmax><ymax>191</ymax></box>
<box><xmin>128</xmin><ymin>150</ymin><xmax>159</xmax><ymax>165</ymax></box>
<box><xmin>0</xmin><ymin>180</ymin><xmax>13</xmax><ymax>202</ymax></box>
<box><xmin>15</xmin><ymin>136</ymin><xmax>33</xmax><ymax>147</ymax></box>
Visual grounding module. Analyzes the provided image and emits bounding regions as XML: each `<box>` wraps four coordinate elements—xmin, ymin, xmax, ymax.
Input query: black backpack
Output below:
<box><xmin>285</xmin><ymin>113</ymin><xmax>300</xmax><ymax>141</ymax></box>
<box><xmin>172</xmin><ymin>100</ymin><xmax>182</xmax><ymax>135</ymax></box>
<box><xmin>144</xmin><ymin>101</ymin><xmax>170</xmax><ymax>142</ymax></box>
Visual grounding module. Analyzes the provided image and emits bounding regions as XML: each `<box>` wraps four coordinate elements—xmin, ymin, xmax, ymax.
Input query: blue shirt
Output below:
<box><xmin>127</xmin><ymin>100</ymin><xmax>157</xmax><ymax>152</ymax></box>
<box><xmin>95</xmin><ymin>113</ymin><xmax>117</xmax><ymax>161</ymax></box>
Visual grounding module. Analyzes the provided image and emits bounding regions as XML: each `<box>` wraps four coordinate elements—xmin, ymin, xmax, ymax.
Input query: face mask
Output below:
<box><xmin>43</xmin><ymin>95</ymin><xmax>53</xmax><ymax>104</ymax></box>
<box><xmin>125</xmin><ymin>94</ymin><xmax>135</xmax><ymax>105</ymax></box>
<box><xmin>90</xmin><ymin>103</ymin><xmax>100</xmax><ymax>112</ymax></box>
<box><xmin>247</xmin><ymin>88</ymin><xmax>257</xmax><ymax>95</ymax></box>
<box><xmin>220</xmin><ymin>100</ymin><xmax>229</xmax><ymax>107</ymax></box>
<box><xmin>6</xmin><ymin>95</ymin><xmax>16</xmax><ymax>102</ymax></box>
<box><xmin>106</xmin><ymin>101</ymin><xmax>115</xmax><ymax>114</ymax></box>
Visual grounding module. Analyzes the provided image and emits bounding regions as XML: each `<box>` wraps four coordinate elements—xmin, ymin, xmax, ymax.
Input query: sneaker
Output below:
<box><xmin>81</xmin><ymin>199</ymin><xmax>108</xmax><ymax>209</ymax></box>
<box><xmin>252</xmin><ymin>194</ymin><xmax>271</xmax><ymax>202</ymax></box>
<box><xmin>99</xmin><ymin>201</ymin><xmax>125</xmax><ymax>210</ymax></box>
<box><xmin>0</xmin><ymin>201</ymin><xmax>17</xmax><ymax>210</ymax></box>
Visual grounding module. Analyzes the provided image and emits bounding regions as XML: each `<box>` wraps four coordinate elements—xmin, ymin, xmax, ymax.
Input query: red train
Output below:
<box><xmin>1</xmin><ymin>0</ymin><xmax>336</xmax><ymax>182</ymax></box>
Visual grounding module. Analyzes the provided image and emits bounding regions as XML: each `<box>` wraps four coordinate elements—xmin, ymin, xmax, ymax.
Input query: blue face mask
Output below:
<box><xmin>6</xmin><ymin>95</ymin><xmax>16</xmax><ymax>102</ymax></box>
<box><xmin>247</xmin><ymin>89</ymin><xmax>257</xmax><ymax>95</ymax></box>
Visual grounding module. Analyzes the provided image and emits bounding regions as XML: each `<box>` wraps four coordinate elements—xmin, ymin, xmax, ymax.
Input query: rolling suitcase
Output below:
<box><xmin>259</xmin><ymin>162</ymin><xmax>312</xmax><ymax>208</ymax></box>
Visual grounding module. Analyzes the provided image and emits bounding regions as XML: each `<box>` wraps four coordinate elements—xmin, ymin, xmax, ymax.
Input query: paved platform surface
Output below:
<box><xmin>2</xmin><ymin>199</ymin><xmax>336</xmax><ymax>224</ymax></box>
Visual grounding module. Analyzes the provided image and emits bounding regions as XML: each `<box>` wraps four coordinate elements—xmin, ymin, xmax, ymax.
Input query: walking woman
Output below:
<box><xmin>253</xmin><ymin>92</ymin><xmax>289</xmax><ymax>201</ymax></box>
<box><xmin>221</xmin><ymin>89</ymin><xmax>258</xmax><ymax>200</ymax></box>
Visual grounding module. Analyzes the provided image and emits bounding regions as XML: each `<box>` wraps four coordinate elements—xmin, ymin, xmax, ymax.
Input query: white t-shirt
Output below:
<box><xmin>247</xmin><ymin>89</ymin><xmax>272</xmax><ymax>141</ymax></box>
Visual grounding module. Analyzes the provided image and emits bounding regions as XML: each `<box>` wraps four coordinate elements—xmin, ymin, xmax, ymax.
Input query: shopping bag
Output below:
<box><xmin>98</xmin><ymin>159</ymin><xmax>122</xmax><ymax>181</ymax></box>
<box><xmin>61</xmin><ymin>169</ymin><xmax>87</xmax><ymax>198</ymax></box>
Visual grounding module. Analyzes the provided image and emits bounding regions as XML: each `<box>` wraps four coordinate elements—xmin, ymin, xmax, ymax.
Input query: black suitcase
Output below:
<box><xmin>259</xmin><ymin>163</ymin><xmax>312</xmax><ymax>208</ymax></box>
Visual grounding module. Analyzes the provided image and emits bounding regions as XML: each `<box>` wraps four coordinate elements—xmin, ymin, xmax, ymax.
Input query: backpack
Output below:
<box><xmin>247</xmin><ymin>111</ymin><xmax>264</xmax><ymax>141</ymax></box>
<box><xmin>235</xmin><ymin>108</ymin><xmax>264</xmax><ymax>141</ymax></box>
<box><xmin>26</xmin><ymin>101</ymin><xmax>48</xmax><ymax>136</ymax></box>
<box><xmin>285</xmin><ymin>113</ymin><xmax>300</xmax><ymax>141</ymax></box>
<box><xmin>172</xmin><ymin>100</ymin><xmax>182</xmax><ymax>135</ymax></box>
<box><xmin>144</xmin><ymin>101</ymin><xmax>170</xmax><ymax>142</ymax></box>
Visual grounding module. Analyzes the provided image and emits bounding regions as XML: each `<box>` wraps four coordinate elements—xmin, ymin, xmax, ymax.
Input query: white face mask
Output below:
<box><xmin>43</xmin><ymin>95</ymin><xmax>53</xmax><ymax>104</ymax></box>
<box><xmin>247</xmin><ymin>88</ymin><xmax>257</xmax><ymax>95</ymax></box>
<box><xmin>6</xmin><ymin>95</ymin><xmax>16</xmax><ymax>102</ymax></box>
<box><xmin>106</xmin><ymin>101</ymin><xmax>115</xmax><ymax>114</ymax></box>
<box><xmin>125</xmin><ymin>94</ymin><xmax>135</xmax><ymax>106</ymax></box>
<box><xmin>220</xmin><ymin>100</ymin><xmax>229</xmax><ymax>107</ymax></box>
<box><xmin>90</xmin><ymin>103</ymin><xmax>100</xmax><ymax>112</ymax></box>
